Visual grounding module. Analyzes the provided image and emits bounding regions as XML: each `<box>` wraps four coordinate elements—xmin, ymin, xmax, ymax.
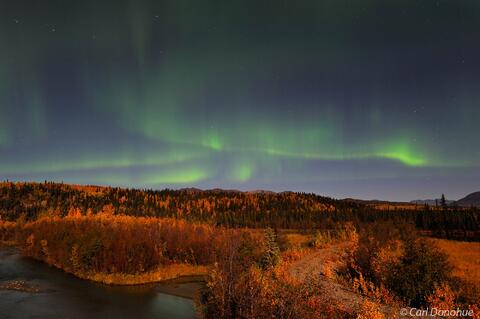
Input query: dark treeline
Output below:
<box><xmin>1</xmin><ymin>182</ymin><xmax>479</xmax><ymax>239</ymax></box>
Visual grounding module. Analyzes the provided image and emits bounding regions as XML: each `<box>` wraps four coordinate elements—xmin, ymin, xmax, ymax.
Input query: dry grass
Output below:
<box><xmin>432</xmin><ymin>238</ymin><xmax>480</xmax><ymax>286</ymax></box>
<box><xmin>0</xmin><ymin>240</ymin><xmax>16</xmax><ymax>247</ymax></box>
<box><xmin>283</xmin><ymin>232</ymin><xmax>311</xmax><ymax>248</ymax></box>
<box><xmin>76</xmin><ymin>264</ymin><xmax>208</xmax><ymax>285</ymax></box>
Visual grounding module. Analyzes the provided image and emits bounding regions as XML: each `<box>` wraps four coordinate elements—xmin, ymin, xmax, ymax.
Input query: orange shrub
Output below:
<box><xmin>17</xmin><ymin>215</ymin><xmax>250</xmax><ymax>275</ymax></box>
<box><xmin>355</xmin><ymin>300</ymin><xmax>384</xmax><ymax>319</ymax></box>
<box><xmin>426</xmin><ymin>283</ymin><xmax>456</xmax><ymax>311</ymax></box>
<box><xmin>203</xmin><ymin>263</ymin><xmax>349</xmax><ymax>319</ymax></box>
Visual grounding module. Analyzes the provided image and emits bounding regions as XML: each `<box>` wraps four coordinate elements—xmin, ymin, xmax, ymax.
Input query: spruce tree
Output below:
<box><xmin>440</xmin><ymin>194</ymin><xmax>447</xmax><ymax>210</ymax></box>
<box><xmin>260</xmin><ymin>227</ymin><xmax>280</xmax><ymax>270</ymax></box>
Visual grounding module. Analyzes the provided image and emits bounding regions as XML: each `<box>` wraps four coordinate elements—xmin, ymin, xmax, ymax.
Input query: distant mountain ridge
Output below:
<box><xmin>3</xmin><ymin>181</ymin><xmax>479</xmax><ymax>208</ymax></box>
<box><xmin>410</xmin><ymin>199</ymin><xmax>455</xmax><ymax>206</ymax></box>
<box><xmin>410</xmin><ymin>192</ymin><xmax>480</xmax><ymax>208</ymax></box>
<box><xmin>179</xmin><ymin>188</ymin><xmax>281</xmax><ymax>195</ymax></box>
<box><xmin>456</xmin><ymin>192</ymin><xmax>480</xmax><ymax>208</ymax></box>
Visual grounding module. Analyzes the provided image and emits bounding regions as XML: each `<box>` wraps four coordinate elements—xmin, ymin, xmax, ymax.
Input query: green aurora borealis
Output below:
<box><xmin>1</xmin><ymin>0</ymin><xmax>479</xmax><ymax>200</ymax></box>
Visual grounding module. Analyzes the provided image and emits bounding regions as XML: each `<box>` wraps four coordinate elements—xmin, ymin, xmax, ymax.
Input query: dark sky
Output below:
<box><xmin>1</xmin><ymin>0</ymin><xmax>479</xmax><ymax>201</ymax></box>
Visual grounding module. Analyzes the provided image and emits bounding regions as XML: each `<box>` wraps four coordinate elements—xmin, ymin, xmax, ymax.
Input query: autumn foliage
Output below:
<box><xmin>201</xmin><ymin>228</ymin><xmax>353</xmax><ymax>319</ymax></box>
<box><xmin>17</xmin><ymin>215</ymin><xmax>248</xmax><ymax>276</ymax></box>
<box><xmin>203</xmin><ymin>259</ymin><xmax>350</xmax><ymax>319</ymax></box>
<box><xmin>2</xmin><ymin>182</ymin><xmax>479</xmax><ymax>240</ymax></box>
<box><xmin>343</xmin><ymin>221</ymin><xmax>479</xmax><ymax>318</ymax></box>
<box><xmin>1</xmin><ymin>182</ymin><xmax>479</xmax><ymax>318</ymax></box>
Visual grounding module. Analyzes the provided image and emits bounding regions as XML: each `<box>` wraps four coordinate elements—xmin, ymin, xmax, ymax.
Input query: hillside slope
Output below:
<box><xmin>456</xmin><ymin>192</ymin><xmax>480</xmax><ymax>208</ymax></box>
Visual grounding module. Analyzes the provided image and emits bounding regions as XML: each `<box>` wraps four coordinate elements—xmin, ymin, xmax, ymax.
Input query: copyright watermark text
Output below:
<box><xmin>400</xmin><ymin>307</ymin><xmax>474</xmax><ymax>317</ymax></box>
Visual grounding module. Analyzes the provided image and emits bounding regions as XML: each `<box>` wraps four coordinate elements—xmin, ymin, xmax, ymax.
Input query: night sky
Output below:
<box><xmin>1</xmin><ymin>0</ymin><xmax>479</xmax><ymax>201</ymax></box>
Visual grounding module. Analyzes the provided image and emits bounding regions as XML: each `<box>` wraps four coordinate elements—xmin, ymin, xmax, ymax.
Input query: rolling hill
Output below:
<box><xmin>456</xmin><ymin>192</ymin><xmax>480</xmax><ymax>208</ymax></box>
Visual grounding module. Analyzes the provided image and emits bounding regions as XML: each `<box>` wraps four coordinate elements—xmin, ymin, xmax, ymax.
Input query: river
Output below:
<box><xmin>0</xmin><ymin>248</ymin><xmax>202</xmax><ymax>319</ymax></box>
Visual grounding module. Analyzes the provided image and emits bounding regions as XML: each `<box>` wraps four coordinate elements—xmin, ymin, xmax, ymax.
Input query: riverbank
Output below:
<box><xmin>2</xmin><ymin>240</ymin><xmax>209</xmax><ymax>286</ymax></box>
<box><xmin>0</xmin><ymin>240</ymin><xmax>16</xmax><ymax>247</ymax></box>
<box><xmin>0</xmin><ymin>248</ymin><xmax>199</xmax><ymax>319</ymax></box>
<box><xmin>74</xmin><ymin>263</ymin><xmax>208</xmax><ymax>286</ymax></box>
<box><xmin>14</xmin><ymin>216</ymin><xmax>232</xmax><ymax>286</ymax></box>
<box><xmin>24</xmin><ymin>248</ymin><xmax>208</xmax><ymax>286</ymax></box>
<box><xmin>0</xmin><ymin>280</ymin><xmax>41</xmax><ymax>293</ymax></box>
<box><xmin>0</xmin><ymin>245</ymin><xmax>207</xmax><ymax>300</ymax></box>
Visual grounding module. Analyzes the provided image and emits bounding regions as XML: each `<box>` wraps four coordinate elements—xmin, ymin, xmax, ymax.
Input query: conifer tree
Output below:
<box><xmin>260</xmin><ymin>227</ymin><xmax>280</xmax><ymax>270</ymax></box>
<box><xmin>441</xmin><ymin>194</ymin><xmax>447</xmax><ymax>210</ymax></box>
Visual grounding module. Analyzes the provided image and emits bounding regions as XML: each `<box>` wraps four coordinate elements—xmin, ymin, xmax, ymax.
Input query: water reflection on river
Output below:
<box><xmin>0</xmin><ymin>248</ymin><xmax>202</xmax><ymax>319</ymax></box>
